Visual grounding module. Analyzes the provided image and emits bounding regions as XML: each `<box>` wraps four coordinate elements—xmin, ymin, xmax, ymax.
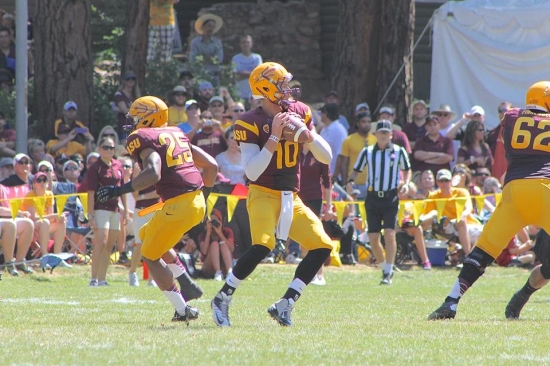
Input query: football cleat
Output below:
<box><xmin>505</xmin><ymin>290</ymin><xmax>530</xmax><ymax>320</ymax></box>
<box><xmin>176</xmin><ymin>272</ymin><xmax>204</xmax><ymax>301</ymax></box>
<box><xmin>380</xmin><ymin>271</ymin><xmax>393</xmax><ymax>285</ymax></box>
<box><xmin>268</xmin><ymin>298</ymin><xmax>295</xmax><ymax>327</ymax></box>
<box><xmin>172</xmin><ymin>305</ymin><xmax>199</xmax><ymax>325</ymax></box>
<box><xmin>428</xmin><ymin>301</ymin><xmax>457</xmax><ymax>320</ymax></box>
<box><xmin>211</xmin><ymin>292</ymin><xmax>231</xmax><ymax>327</ymax></box>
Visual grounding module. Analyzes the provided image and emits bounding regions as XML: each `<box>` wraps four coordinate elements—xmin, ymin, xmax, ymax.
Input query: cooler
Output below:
<box><xmin>426</xmin><ymin>239</ymin><xmax>447</xmax><ymax>266</ymax></box>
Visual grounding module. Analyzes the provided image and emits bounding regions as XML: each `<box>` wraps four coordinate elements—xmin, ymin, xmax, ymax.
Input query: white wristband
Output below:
<box><xmin>269</xmin><ymin>135</ymin><xmax>280</xmax><ymax>143</ymax></box>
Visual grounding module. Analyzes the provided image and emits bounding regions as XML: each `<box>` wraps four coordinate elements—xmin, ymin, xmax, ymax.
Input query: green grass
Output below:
<box><xmin>1</xmin><ymin>263</ymin><xmax>550</xmax><ymax>365</ymax></box>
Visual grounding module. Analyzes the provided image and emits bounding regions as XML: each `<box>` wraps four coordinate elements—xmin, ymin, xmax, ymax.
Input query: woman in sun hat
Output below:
<box><xmin>189</xmin><ymin>13</ymin><xmax>224</xmax><ymax>86</ymax></box>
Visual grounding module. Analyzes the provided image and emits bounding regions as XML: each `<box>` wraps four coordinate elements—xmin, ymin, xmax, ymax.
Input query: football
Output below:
<box><xmin>281</xmin><ymin>113</ymin><xmax>311</xmax><ymax>143</ymax></box>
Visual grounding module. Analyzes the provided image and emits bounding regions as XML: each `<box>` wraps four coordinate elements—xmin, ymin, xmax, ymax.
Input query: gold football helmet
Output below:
<box><xmin>249</xmin><ymin>62</ymin><xmax>298</xmax><ymax>105</ymax></box>
<box><xmin>526</xmin><ymin>81</ymin><xmax>550</xmax><ymax>112</ymax></box>
<box><xmin>127</xmin><ymin>96</ymin><xmax>168</xmax><ymax>130</ymax></box>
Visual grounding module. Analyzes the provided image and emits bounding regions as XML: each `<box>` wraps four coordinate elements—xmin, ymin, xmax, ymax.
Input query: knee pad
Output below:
<box><xmin>460</xmin><ymin>247</ymin><xmax>495</xmax><ymax>284</ymax></box>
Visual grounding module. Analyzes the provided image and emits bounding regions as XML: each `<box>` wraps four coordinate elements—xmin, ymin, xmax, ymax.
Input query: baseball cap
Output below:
<box><xmin>14</xmin><ymin>153</ymin><xmax>30</xmax><ymax>165</ymax></box>
<box><xmin>351</xmin><ymin>189</ymin><xmax>361</xmax><ymax>196</ymax></box>
<box><xmin>470</xmin><ymin>105</ymin><xmax>485</xmax><ymax>116</ymax></box>
<box><xmin>413</xmin><ymin>99</ymin><xmax>428</xmax><ymax>108</ymax></box>
<box><xmin>0</xmin><ymin>157</ymin><xmax>13</xmax><ymax>167</ymax></box>
<box><xmin>86</xmin><ymin>152</ymin><xmax>100</xmax><ymax>164</ymax></box>
<box><xmin>64</xmin><ymin>101</ymin><xmax>77</xmax><ymax>111</ymax></box>
<box><xmin>436</xmin><ymin>169</ymin><xmax>452</xmax><ymax>181</ymax></box>
<box><xmin>37</xmin><ymin>160</ymin><xmax>54</xmax><ymax>171</ymax></box>
<box><xmin>375</xmin><ymin>120</ymin><xmax>392</xmax><ymax>132</ymax></box>
<box><xmin>379</xmin><ymin>106</ymin><xmax>394</xmax><ymax>116</ymax></box>
<box><xmin>123</xmin><ymin>71</ymin><xmax>136</xmax><ymax>80</ymax></box>
<box><xmin>199</xmin><ymin>81</ymin><xmax>214</xmax><ymax>91</ymax></box>
<box><xmin>62</xmin><ymin>159</ymin><xmax>79</xmax><ymax>171</ymax></box>
<box><xmin>179</xmin><ymin>70</ymin><xmax>193</xmax><ymax>79</ymax></box>
<box><xmin>355</xmin><ymin>102</ymin><xmax>370</xmax><ymax>113</ymax></box>
<box><xmin>209</xmin><ymin>96</ymin><xmax>224</xmax><ymax>105</ymax></box>
<box><xmin>33</xmin><ymin>172</ymin><xmax>48</xmax><ymax>182</ymax></box>
<box><xmin>185</xmin><ymin>99</ymin><xmax>199</xmax><ymax>111</ymax></box>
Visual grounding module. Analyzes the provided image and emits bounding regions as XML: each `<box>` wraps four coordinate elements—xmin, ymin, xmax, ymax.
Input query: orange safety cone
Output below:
<box><xmin>143</xmin><ymin>261</ymin><xmax>149</xmax><ymax>280</ymax></box>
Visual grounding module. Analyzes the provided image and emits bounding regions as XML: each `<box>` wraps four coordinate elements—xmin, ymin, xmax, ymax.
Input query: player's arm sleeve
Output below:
<box><xmin>306</xmin><ymin>132</ymin><xmax>332</xmax><ymax>165</ymax></box>
<box><xmin>240</xmin><ymin>142</ymin><xmax>274</xmax><ymax>181</ymax></box>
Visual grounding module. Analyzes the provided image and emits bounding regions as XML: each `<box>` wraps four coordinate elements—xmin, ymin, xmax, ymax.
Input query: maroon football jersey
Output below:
<box><xmin>503</xmin><ymin>108</ymin><xmax>550</xmax><ymax>184</ymax></box>
<box><xmin>233</xmin><ymin>101</ymin><xmax>313</xmax><ymax>191</ymax></box>
<box><xmin>126</xmin><ymin>126</ymin><xmax>203</xmax><ymax>201</ymax></box>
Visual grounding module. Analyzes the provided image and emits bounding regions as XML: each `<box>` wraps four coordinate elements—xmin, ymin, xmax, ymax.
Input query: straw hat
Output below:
<box><xmin>195</xmin><ymin>13</ymin><xmax>223</xmax><ymax>35</ymax></box>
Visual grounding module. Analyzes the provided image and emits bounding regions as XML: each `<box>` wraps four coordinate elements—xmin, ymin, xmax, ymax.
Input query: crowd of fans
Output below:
<box><xmin>0</xmin><ymin>6</ymin><xmax>538</xmax><ymax>282</ymax></box>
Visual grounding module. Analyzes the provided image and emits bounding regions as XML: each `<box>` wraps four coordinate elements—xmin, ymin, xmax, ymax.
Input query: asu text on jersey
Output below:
<box><xmin>126</xmin><ymin>126</ymin><xmax>203</xmax><ymax>201</ymax></box>
<box><xmin>233</xmin><ymin>102</ymin><xmax>313</xmax><ymax>191</ymax></box>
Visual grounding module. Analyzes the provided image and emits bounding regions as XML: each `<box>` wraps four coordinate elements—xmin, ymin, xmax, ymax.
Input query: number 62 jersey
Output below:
<box><xmin>503</xmin><ymin>108</ymin><xmax>550</xmax><ymax>184</ymax></box>
<box><xmin>126</xmin><ymin>126</ymin><xmax>204</xmax><ymax>201</ymax></box>
<box><xmin>233</xmin><ymin>101</ymin><xmax>314</xmax><ymax>192</ymax></box>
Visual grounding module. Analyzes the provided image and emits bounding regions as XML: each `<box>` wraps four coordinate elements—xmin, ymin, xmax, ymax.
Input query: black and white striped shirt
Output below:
<box><xmin>353</xmin><ymin>143</ymin><xmax>411</xmax><ymax>192</ymax></box>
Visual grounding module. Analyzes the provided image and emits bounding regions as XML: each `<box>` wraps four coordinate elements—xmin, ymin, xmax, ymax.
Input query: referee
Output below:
<box><xmin>347</xmin><ymin>120</ymin><xmax>411</xmax><ymax>285</ymax></box>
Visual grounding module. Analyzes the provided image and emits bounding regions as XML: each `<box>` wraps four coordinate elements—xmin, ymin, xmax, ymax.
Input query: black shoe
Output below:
<box><xmin>171</xmin><ymin>305</ymin><xmax>199</xmax><ymax>324</ymax></box>
<box><xmin>117</xmin><ymin>252</ymin><xmax>129</xmax><ymax>265</ymax></box>
<box><xmin>428</xmin><ymin>301</ymin><xmax>457</xmax><ymax>320</ymax></box>
<box><xmin>177</xmin><ymin>272</ymin><xmax>204</xmax><ymax>301</ymax></box>
<box><xmin>267</xmin><ymin>298</ymin><xmax>294</xmax><ymax>326</ymax></box>
<box><xmin>505</xmin><ymin>290</ymin><xmax>530</xmax><ymax>320</ymax></box>
<box><xmin>211</xmin><ymin>292</ymin><xmax>231</xmax><ymax>327</ymax></box>
<box><xmin>341</xmin><ymin>254</ymin><xmax>357</xmax><ymax>265</ymax></box>
<box><xmin>380</xmin><ymin>271</ymin><xmax>393</xmax><ymax>285</ymax></box>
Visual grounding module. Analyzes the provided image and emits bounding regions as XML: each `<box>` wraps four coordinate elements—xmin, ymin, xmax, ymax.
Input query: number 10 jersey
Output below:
<box><xmin>126</xmin><ymin>126</ymin><xmax>204</xmax><ymax>201</ymax></box>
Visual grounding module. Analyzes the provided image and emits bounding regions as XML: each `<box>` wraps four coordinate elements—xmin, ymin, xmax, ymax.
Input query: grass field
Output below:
<box><xmin>1</xmin><ymin>263</ymin><xmax>550</xmax><ymax>365</ymax></box>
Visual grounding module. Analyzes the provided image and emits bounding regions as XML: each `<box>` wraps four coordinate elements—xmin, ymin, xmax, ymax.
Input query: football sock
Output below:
<box><xmin>446</xmin><ymin>247</ymin><xmax>494</xmax><ymax>303</ymax></box>
<box><xmin>283</xmin><ymin>278</ymin><xmax>306</xmax><ymax>302</ymax></box>
<box><xmin>166</xmin><ymin>257</ymin><xmax>186</xmax><ymax>278</ymax></box>
<box><xmin>294</xmin><ymin>248</ymin><xmax>331</xmax><ymax>285</ymax></box>
<box><xmin>382</xmin><ymin>262</ymin><xmax>393</xmax><ymax>275</ymax></box>
<box><xmin>519</xmin><ymin>281</ymin><xmax>538</xmax><ymax>298</ymax></box>
<box><xmin>221</xmin><ymin>272</ymin><xmax>242</xmax><ymax>296</ymax></box>
<box><xmin>163</xmin><ymin>284</ymin><xmax>187</xmax><ymax>314</ymax></box>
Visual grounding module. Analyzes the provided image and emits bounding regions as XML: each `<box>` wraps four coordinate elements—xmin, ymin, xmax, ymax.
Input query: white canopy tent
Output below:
<box><xmin>430</xmin><ymin>0</ymin><xmax>550</xmax><ymax>129</ymax></box>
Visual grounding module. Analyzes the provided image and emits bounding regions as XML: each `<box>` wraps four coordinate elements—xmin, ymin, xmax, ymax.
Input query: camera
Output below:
<box><xmin>76</xmin><ymin>127</ymin><xmax>87</xmax><ymax>134</ymax></box>
<box><xmin>211</xmin><ymin>220</ymin><xmax>220</xmax><ymax>228</ymax></box>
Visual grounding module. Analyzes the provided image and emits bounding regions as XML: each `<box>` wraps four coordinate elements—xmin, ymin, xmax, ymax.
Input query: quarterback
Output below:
<box><xmin>96</xmin><ymin>96</ymin><xmax>218</xmax><ymax>324</ymax></box>
<box><xmin>211</xmin><ymin>62</ymin><xmax>333</xmax><ymax>327</ymax></box>
<box><xmin>429</xmin><ymin>81</ymin><xmax>550</xmax><ymax>320</ymax></box>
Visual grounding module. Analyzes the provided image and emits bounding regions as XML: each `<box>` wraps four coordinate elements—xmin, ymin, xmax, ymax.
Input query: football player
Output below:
<box><xmin>96</xmin><ymin>96</ymin><xmax>217</xmax><ymax>324</ymax></box>
<box><xmin>210</xmin><ymin>62</ymin><xmax>333</xmax><ymax>327</ymax></box>
<box><xmin>429</xmin><ymin>81</ymin><xmax>550</xmax><ymax>320</ymax></box>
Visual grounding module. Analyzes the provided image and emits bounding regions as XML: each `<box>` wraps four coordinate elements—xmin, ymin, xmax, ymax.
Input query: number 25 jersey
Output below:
<box><xmin>233</xmin><ymin>101</ymin><xmax>313</xmax><ymax>192</ymax></box>
<box><xmin>503</xmin><ymin>108</ymin><xmax>550</xmax><ymax>184</ymax></box>
<box><xmin>126</xmin><ymin>126</ymin><xmax>204</xmax><ymax>201</ymax></box>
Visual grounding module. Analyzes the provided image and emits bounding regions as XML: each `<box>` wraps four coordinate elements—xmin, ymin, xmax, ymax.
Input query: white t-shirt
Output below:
<box><xmin>232</xmin><ymin>53</ymin><xmax>263</xmax><ymax>99</ymax></box>
<box><xmin>215</xmin><ymin>152</ymin><xmax>247</xmax><ymax>185</ymax></box>
<box><xmin>320</xmin><ymin>120</ymin><xmax>348</xmax><ymax>175</ymax></box>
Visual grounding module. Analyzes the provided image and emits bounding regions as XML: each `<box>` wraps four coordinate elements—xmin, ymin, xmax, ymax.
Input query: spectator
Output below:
<box><xmin>377</xmin><ymin>105</ymin><xmax>412</xmax><ymax>153</ymax></box>
<box><xmin>0</xmin><ymin>111</ymin><xmax>15</xmax><ymax>157</ymax></box>
<box><xmin>402</xmin><ymin>100</ymin><xmax>428</xmax><ymax>148</ymax></box>
<box><xmin>319</xmin><ymin>103</ymin><xmax>347</xmax><ymax>178</ymax></box>
<box><xmin>75</xmin><ymin>152</ymin><xmax>99</xmax><ymax>193</ymax></box>
<box><xmin>337</xmin><ymin>111</ymin><xmax>376</xmax><ymax>199</ymax></box>
<box><xmin>0</xmin><ymin>217</ymin><xmax>23</xmax><ymax>275</ymax></box>
<box><xmin>1</xmin><ymin>13</ymin><xmax>14</xmax><ymax>42</ymax></box>
<box><xmin>96</xmin><ymin>125</ymin><xmax>120</xmax><ymax>151</ymax></box>
<box><xmin>229</xmin><ymin>102</ymin><xmax>245</xmax><ymax>126</ymax></box>
<box><xmin>190</xmin><ymin>110</ymin><xmax>227</xmax><ymax>158</ymax></box>
<box><xmin>451</xmin><ymin>164</ymin><xmax>482</xmax><ymax>197</ymax></box>
<box><xmin>232</xmin><ymin>35</ymin><xmax>263</xmax><ymax>101</ymax></box>
<box><xmin>199</xmin><ymin>208</ymin><xmax>234</xmax><ymax>281</ymax></box>
<box><xmin>0</xmin><ymin>26</ymin><xmax>15</xmax><ymax>88</ymax></box>
<box><xmin>147</xmin><ymin>0</ymin><xmax>179</xmax><ymax>62</ymax></box>
<box><xmin>21</xmin><ymin>172</ymin><xmax>67</xmax><ymax>256</ymax></box>
<box><xmin>62</xmin><ymin>159</ymin><xmax>81</xmax><ymax>188</ymax></box>
<box><xmin>178</xmin><ymin>99</ymin><xmax>200</xmax><ymax>135</ymax></box>
<box><xmin>189</xmin><ymin>13</ymin><xmax>224</xmax><ymax>86</ymax></box>
<box><xmin>485</xmin><ymin>101</ymin><xmax>512</xmax><ymax>183</ymax></box>
<box><xmin>457</xmin><ymin>121</ymin><xmax>494</xmax><ymax>172</ymax></box>
<box><xmin>323</xmin><ymin>91</ymin><xmax>349</xmax><ymax>131</ymax></box>
<box><xmin>37</xmin><ymin>160</ymin><xmax>56</xmax><ymax>187</ymax></box>
<box><xmin>53</xmin><ymin>101</ymin><xmax>90</xmax><ymax>144</ymax></box>
<box><xmin>1</xmin><ymin>153</ymin><xmax>32</xmax><ymax>187</ymax></box>
<box><xmin>178</xmin><ymin>70</ymin><xmax>198</xmax><ymax>100</ymax></box>
<box><xmin>113</xmin><ymin>71</ymin><xmax>140</xmax><ymax>140</ymax></box>
<box><xmin>87</xmin><ymin>136</ymin><xmax>127</xmax><ymax>286</ymax></box>
<box><xmin>208</xmin><ymin>95</ymin><xmax>226</xmax><ymax>124</ymax></box>
<box><xmin>0</xmin><ymin>156</ymin><xmax>12</xmax><ymax>180</ymax></box>
<box><xmin>197</xmin><ymin>81</ymin><xmax>215</xmax><ymax>113</ymax></box>
<box><xmin>479</xmin><ymin>176</ymin><xmax>501</xmax><ymax>223</ymax></box>
<box><xmin>354</xmin><ymin>102</ymin><xmax>370</xmax><ymax>117</ymax></box>
<box><xmin>46</xmin><ymin>123</ymin><xmax>93</xmax><ymax>159</ymax></box>
<box><xmin>421</xmin><ymin>169</ymin><xmax>482</xmax><ymax>255</ymax></box>
<box><xmin>495</xmin><ymin>228</ymin><xmax>535</xmax><ymax>268</ymax></box>
<box><xmin>215</xmin><ymin>126</ymin><xmax>246</xmax><ymax>185</ymax></box>
<box><xmin>28</xmin><ymin>138</ymin><xmax>49</xmax><ymax>173</ymax></box>
<box><xmin>412</xmin><ymin>114</ymin><xmax>454</xmax><ymax>174</ymax></box>
<box><xmin>413</xmin><ymin>169</ymin><xmax>436</xmax><ymax>198</ymax></box>
<box><xmin>69</xmin><ymin>153</ymin><xmax>85</xmax><ymax>183</ymax></box>
<box><xmin>167</xmin><ymin>85</ymin><xmax>190</xmax><ymax>126</ymax></box>
<box><xmin>431</xmin><ymin>104</ymin><xmax>461</xmax><ymax>165</ymax></box>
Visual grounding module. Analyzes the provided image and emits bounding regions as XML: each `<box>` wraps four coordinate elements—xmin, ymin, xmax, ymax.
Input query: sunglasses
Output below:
<box><xmin>64</xmin><ymin>166</ymin><xmax>79</xmax><ymax>171</ymax></box>
<box><xmin>498</xmin><ymin>109</ymin><xmax>508</xmax><ymax>113</ymax></box>
<box><xmin>17</xmin><ymin>160</ymin><xmax>30</xmax><ymax>165</ymax></box>
<box><xmin>101</xmin><ymin>145</ymin><xmax>115</xmax><ymax>151</ymax></box>
<box><xmin>476</xmin><ymin>173</ymin><xmax>490</xmax><ymax>177</ymax></box>
<box><xmin>39</xmin><ymin>168</ymin><xmax>52</xmax><ymax>173</ymax></box>
<box><xmin>35</xmin><ymin>177</ymin><xmax>48</xmax><ymax>183</ymax></box>
<box><xmin>437</xmin><ymin>179</ymin><xmax>450</xmax><ymax>183</ymax></box>
<box><xmin>434</xmin><ymin>112</ymin><xmax>449</xmax><ymax>117</ymax></box>
<box><xmin>123</xmin><ymin>164</ymin><xmax>132</xmax><ymax>169</ymax></box>
<box><xmin>233</xmin><ymin>109</ymin><xmax>244</xmax><ymax>113</ymax></box>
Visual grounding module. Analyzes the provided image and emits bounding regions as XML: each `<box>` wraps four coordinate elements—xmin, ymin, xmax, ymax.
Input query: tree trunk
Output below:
<box><xmin>121</xmin><ymin>0</ymin><xmax>150</xmax><ymax>93</ymax></box>
<box><xmin>33</xmin><ymin>0</ymin><xmax>93</xmax><ymax>139</ymax></box>
<box><xmin>376</xmin><ymin>0</ymin><xmax>415</xmax><ymax>126</ymax></box>
<box><xmin>331</xmin><ymin>0</ymin><xmax>414</xmax><ymax>126</ymax></box>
